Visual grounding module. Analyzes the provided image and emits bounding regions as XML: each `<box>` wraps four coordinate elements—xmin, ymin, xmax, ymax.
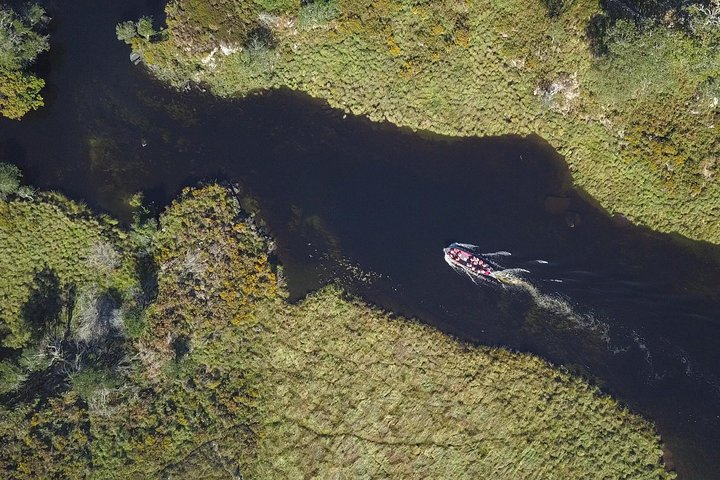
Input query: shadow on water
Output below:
<box><xmin>1</xmin><ymin>0</ymin><xmax>720</xmax><ymax>477</ymax></box>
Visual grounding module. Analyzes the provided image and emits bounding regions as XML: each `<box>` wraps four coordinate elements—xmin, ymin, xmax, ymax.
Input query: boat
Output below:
<box><xmin>443</xmin><ymin>242</ymin><xmax>506</xmax><ymax>286</ymax></box>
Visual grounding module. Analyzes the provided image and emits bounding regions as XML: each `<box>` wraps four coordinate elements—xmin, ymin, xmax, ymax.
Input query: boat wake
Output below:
<box><xmin>511</xmin><ymin>275</ymin><xmax>611</xmax><ymax>342</ymax></box>
<box><xmin>444</xmin><ymin>242</ymin><xmax>609</xmax><ymax>340</ymax></box>
<box><xmin>490</xmin><ymin>268</ymin><xmax>531</xmax><ymax>285</ymax></box>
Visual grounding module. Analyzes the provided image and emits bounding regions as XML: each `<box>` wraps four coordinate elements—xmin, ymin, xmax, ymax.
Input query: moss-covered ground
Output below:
<box><xmin>0</xmin><ymin>183</ymin><xmax>674</xmax><ymax>478</ymax></box>
<box><xmin>128</xmin><ymin>0</ymin><xmax>720</xmax><ymax>244</ymax></box>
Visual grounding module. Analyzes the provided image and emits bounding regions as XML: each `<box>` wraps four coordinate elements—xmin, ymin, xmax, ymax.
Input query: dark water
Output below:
<box><xmin>2</xmin><ymin>0</ymin><xmax>720</xmax><ymax>477</ymax></box>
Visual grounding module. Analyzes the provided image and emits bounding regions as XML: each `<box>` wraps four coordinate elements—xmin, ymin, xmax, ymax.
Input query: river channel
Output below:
<box><xmin>1</xmin><ymin>0</ymin><xmax>720</xmax><ymax>477</ymax></box>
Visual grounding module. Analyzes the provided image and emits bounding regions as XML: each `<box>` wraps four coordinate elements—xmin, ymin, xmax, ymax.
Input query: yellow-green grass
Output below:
<box><xmin>251</xmin><ymin>287</ymin><xmax>672</xmax><ymax>478</ymax></box>
<box><xmin>135</xmin><ymin>0</ymin><xmax>720</xmax><ymax>244</ymax></box>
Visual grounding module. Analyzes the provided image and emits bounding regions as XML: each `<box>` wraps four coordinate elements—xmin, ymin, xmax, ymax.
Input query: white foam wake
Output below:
<box><xmin>507</xmin><ymin>276</ymin><xmax>611</xmax><ymax>342</ymax></box>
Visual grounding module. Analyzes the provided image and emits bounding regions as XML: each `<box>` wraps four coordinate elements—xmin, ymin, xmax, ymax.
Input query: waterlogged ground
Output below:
<box><xmin>0</xmin><ymin>0</ymin><xmax>719</xmax><ymax>477</ymax></box>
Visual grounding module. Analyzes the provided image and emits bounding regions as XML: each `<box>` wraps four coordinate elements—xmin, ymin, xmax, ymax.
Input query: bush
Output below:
<box><xmin>298</xmin><ymin>0</ymin><xmax>338</xmax><ymax>30</ymax></box>
<box><xmin>244</xmin><ymin>25</ymin><xmax>276</xmax><ymax>52</ymax></box>
<box><xmin>0</xmin><ymin>3</ymin><xmax>49</xmax><ymax>120</ymax></box>
<box><xmin>0</xmin><ymin>163</ymin><xmax>22</xmax><ymax>199</ymax></box>
<box><xmin>136</xmin><ymin>16</ymin><xmax>156</xmax><ymax>41</ymax></box>
<box><xmin>0</xmin><ymin>70</ymin><xmax>45</xmax><ymax>119</ymax></box>
<box><xmin>0</xmin><ymin>4</ymin><xmax>48</xmax><ymax>71</ymax></box>
<box><xmin>70</xmin><ymin>368</ymin><xmax>119</xmax><ymax>400</ymax></box>
<box><xmin>254</xmin><ymin>0</ymin><xmax>298</xmax><ymax>14</ymax></box>
<box><xmin>116</xmin><ymin>21</ymin><xmax>137</xmax><ymax>43</ymax></box>
<box><xmin>541</xmin><ymin>0</ymin><xmax>575</xmax><ymax>17</ymax></box>
<box><xmin>0</xmin><ymin>361</ymin><xmax>25</xmax><ymax>395</ymax></box>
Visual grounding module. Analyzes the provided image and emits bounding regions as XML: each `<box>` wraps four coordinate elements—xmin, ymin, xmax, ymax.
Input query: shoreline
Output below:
<box><xmin>0</xmin><ymin>182</ymin><xmax>675</xmax><ymax>477</ymax></box>
<box><xmin>128</xmin><ymin>0</ymin><xmax>720</xmax><ymax>245</ymax></box>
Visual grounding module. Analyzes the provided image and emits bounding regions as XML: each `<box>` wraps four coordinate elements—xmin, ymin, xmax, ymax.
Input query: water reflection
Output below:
<box><xmin>1</xmin><ymin>0</ymin><xmax>720</xmax><ymax>476</ymax></box>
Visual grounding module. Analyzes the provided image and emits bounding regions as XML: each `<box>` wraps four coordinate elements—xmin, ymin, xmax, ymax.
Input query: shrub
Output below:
<box><xmin>0</xmin><ymin>4</ymin><xmax>48</xmax><ymax>71</ymax></box>
<box><xmin>0</xmin><ymin>163</ymin><xmax>22</xmax><ymax>199</ymax></box>
<box><xmin>0</xmin><ymin>3</ymin><xmax>49</xmax><ymax>119</ymax></box>
<box><xmin>136</xmin><ymin>16</ymin><xmax>156</xmax><ymax>41</ymax></box>
<box><xmin>297</xmin><ymin>0</ymin><xmax>338</xmax><ymax>30</ymax></box>
<box><xmin>0</xmin><ymin>361</ymin><xmax>26</xmax><ymax>395</ymax></box>
<box><xmin>115</xmin><ymin>21</ymin><xmax>137</xmax><ymax>43</ymax></box>
<box><xmin>0</xmin><ymin>70</ymin><xmax>45</xmax><ymax>119</ymax></box>
<box><xmin>70</xmin><ymin>368</ymin><xmax>119</xmax><ymax>401</ymax></box>
<box><xmin>254</xmin><ymin>0</ymin><xmax>298</xmax><ymax>14</ymax></box>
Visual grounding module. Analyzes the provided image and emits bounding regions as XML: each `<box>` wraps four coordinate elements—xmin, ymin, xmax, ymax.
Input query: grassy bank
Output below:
<box><xmin>0</xmin><ymin>182</ymin><xmax>673</xmax><ymax>477</ymax></box>
<box><xmin>252</xmin><ymin>288</ymin><xmax>670</xmax><ymax>478</ymax></box>
<box><xmin>126</xmin><ymin>0</ymin><xmax>720</xmax><ymax>244</ymax></box>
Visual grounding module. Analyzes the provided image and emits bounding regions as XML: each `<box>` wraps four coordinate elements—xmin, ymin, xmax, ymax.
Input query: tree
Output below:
<box><xmin>689</xmin><ymin>0</ymin><xmax>720</xmax><ymax>34</ymax></box>
<box><xmin>0</xmin><ymin>70</ymin><xmax>45</xmax><ymax>119</ymax></box>
<box><xmin>116</xmin><ymin>21</ymin><xmax>137</xmax><ymax>44</ymax></box>
<box><xmin>0</xmin><ymin>162</ymin><xmax>22</xmax><ymax>199</ymax></box>
<box><xmin>136</xmin><ymin>16</ymin><xmax>156</xmax><ymax>41</ymax></box>
<box><xmin>0</xmin><ymin>4</ymin><xmax>48</xmax><ymax>71</ymax></box>
<box><xmin>0</xmin><ymin>3</ymin><xmax>48</xmax><ymax>120</ymax></box>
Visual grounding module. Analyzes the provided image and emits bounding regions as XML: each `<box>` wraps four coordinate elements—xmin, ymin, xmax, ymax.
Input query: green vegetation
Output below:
<box><xmin>0</xmin><ymin>2</ymin><xmax>49</xmax><ymax>119</ymax></box>
<box><xmin>251</xmin><ymin>288</ymin><xmax>670</xmax><ymax>478</ymax></box>
<box><xmin>115</xmin><ymin>21</ymin><xmax>138</xmax><ymax>43</ymax></box>
<box><xmin>128</xmin><ymin>0</ymin><xmax>720</xmax><ymax>243</ymax></box>
<box><xmin>117</xmin><ymin>16</ymin><xmax>159</xmax><ymax>45</ymax></box>
<box><xmin>0</xmin><ymin>179</ymin><xmax>673</xmax><ymax>477</ymax></box>
<box><xmin>0</xmin><ymin>166</ymin><xmax>137</xmax><ymax>349</ymax></box>
<box><xmin>0</xmin><ymin>162</ymin><xmax>22</xmax><ymax>199</ymax></box>
<box><xmin>136</xmin><ymin>16</ymin><xmax>158</xmax><ymax>41</ymax></box>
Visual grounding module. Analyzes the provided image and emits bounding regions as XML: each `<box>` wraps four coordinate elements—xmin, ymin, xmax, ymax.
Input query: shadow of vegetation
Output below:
<box><xmin>21</xmin><ymin>267</ymin><xmax>66</xmax><ymax>341</ymax></box>
<box><xmin>2</xmin><ymin>270</ymin><xmax>132</xmax><ymax>407</ymax></box>
<box><xmin>136</xmin><ymin>252</ymin><xmax>159</xmax><ymax>306</ymax></box>
<box><xmin>541</xmin><ymin>0</ymin><xmax>578</xmax><ymax>17</ymax></box>
<box><xmin>600</xmin><ymin>0</ymin><xmax>696</xmax><ymax>21</ymax></box>
<box><xmin>585</xmin><ymin>0</ymin><xmax>701</xmax><ymax>55</ymax></box>
<box><xmin>0</xmin><ymin>269</ymin><xmax>76</xmax><ymax>404</ymax></box>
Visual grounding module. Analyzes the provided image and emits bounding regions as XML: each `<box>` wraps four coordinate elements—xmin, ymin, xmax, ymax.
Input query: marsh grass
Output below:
<box><xmin>250</xmin><ymin>288</ymin><xmax>672</xmax><ymax>478</ymax></box>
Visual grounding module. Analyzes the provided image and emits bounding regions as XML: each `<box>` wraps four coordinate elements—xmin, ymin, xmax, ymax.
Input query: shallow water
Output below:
<box><xmin>2</xmin><ymin>0</ymin><xmax>720</xmax><ymax>477</ymax></box>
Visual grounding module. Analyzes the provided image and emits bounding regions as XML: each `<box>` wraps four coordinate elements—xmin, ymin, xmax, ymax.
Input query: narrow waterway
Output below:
<box><xmin>1</xmin><ymin>0</ymin><xmax>720</xmax><ymax>477</ymax></box>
